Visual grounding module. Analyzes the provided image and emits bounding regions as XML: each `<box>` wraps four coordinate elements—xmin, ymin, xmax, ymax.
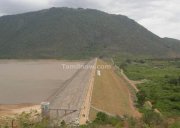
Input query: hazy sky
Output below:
<box><xmin>0</xmin><ymin>0</ymin><xmax>179</xmax><ymax>39</ymax></box>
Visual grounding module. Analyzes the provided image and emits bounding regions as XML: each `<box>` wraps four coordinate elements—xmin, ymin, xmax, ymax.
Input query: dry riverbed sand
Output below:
<box><xmin>0</xmin><ymin>104</ymin><xmax>40</xmax><ymax>116</ymax></box>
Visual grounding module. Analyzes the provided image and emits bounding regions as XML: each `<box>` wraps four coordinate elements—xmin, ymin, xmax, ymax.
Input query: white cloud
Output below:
<box><xmin>11</xmin><ymin>0</ymin><xmax>49</xmax><ymax>5</ymax></box>
<box><xmin>0</xmin><ymin>12</ymin><xmax>6</xmax><ymax>16</ymax></box>
<box><xmin>99</xmin><ymin>0</ymin><xmax>180</xmax><ymax>39</ymax></box>
<box><xmin>0</xmin><ymin>0</ymin><xmax>49</xmax><ymax>14</ymax></box>
<box><xmin>0</xmin><ymin>0</ymin><xmax>179</xmax><ymax>39</ymax></box>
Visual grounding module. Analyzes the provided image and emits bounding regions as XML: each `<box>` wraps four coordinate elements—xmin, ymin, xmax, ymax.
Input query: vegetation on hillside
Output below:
<box><xmin>0</xmin><ymin>7</ymin><xmax>180</xmax><ymax>59</ymax></box>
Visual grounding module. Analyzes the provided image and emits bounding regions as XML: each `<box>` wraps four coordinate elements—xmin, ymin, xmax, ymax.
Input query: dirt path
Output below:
<box><xmin>91</xmin><ymin>106</ymin><xmax>115</xmax><ymax>117</ymax></box>
<box><xmin>120</xmin><ymin>69</ymin><xmax>139</xmax><ymax>92</ymax></box>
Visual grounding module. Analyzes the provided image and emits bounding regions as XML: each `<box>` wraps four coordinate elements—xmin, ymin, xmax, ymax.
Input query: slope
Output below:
<box><xmin>90</xmin><ymin>59</ymin><xmax>140</xmax><ymax>120</ymax></box>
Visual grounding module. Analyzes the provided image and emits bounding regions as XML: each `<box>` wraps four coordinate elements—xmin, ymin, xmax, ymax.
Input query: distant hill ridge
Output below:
<box><xmin>0</xmin><ymin>7</ymin><xmax>180</xmax><ymax>59</ymax></box>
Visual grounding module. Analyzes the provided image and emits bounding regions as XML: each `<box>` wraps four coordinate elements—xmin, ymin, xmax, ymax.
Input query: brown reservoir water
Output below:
<box><xmin>0</xmin><ymin>60</ymin><xmax>85</xmax><ymax>104</ymax></box>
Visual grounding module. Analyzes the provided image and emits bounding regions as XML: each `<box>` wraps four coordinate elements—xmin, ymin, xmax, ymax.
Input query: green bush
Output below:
<box><xmin>137</xmin><ymin>90</ymin><xmax>146</xmax><ymax>107</ymax></box>
<box><xmin>92</xmin><ymin>112</ymin><xmax>123</xmax><ymax>127</ymax></box>
<box><xmin>94</xmin><ymin>112</ymin><xmax>109</xmax><ymax>124</ymax></box>
<box><xmin>142</xmin><ymin>110</ymin><xmax>163</xmax><ymax>127</ymax></box>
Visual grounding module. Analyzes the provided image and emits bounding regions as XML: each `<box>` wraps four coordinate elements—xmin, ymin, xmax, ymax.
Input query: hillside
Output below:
<box><xmin>163</xmin><ymin>38</ymin><xmax>180</xmax><ymax>58</ymax></box>
<box><xmin>0</xmin><ymin>7</ymin><xmax>180</xmax><ymax>59</ymax></box>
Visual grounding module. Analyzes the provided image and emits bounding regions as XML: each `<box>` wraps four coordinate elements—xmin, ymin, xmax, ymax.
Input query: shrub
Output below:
<box><xmin>94</xmin><ymin>112</ymin><xmax>109</xmax><ymax>124</ymax></box>
<box><xmin>60</xmin><ymin>120</ymin><xmax>66</xmax><ymax>127</ymax></box>
<box><xmin>137</xmin><ymin>90</ymin><xmax>146</xmax><ymax>107</ymax></box>
<box><xmin>142</xmin><ymin>110</ymin><xmax>163</xmax><ymax>126</ymax></box>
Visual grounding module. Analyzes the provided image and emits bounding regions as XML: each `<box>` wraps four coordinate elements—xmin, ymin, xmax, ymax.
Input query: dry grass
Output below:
<box><xmin>89</xmin><ymin>107</ymin><xmax>99</xmax><ymax>121</ymax></box>
<box><xmin>90</xmin><ymin>59</ymin><xmax>140</xmax><ymax>120</ymax></box>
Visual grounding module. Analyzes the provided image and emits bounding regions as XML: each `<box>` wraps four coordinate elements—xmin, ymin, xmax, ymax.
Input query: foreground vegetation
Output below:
<box><xmin>1</xmin><ymin>110</ymin><xmax>179</xmax><ymax>128</ymax></box>
<box><xmin>82</xmin><ymin>111</ymin><xmax>180</xmax><ymax>128</ymax></box>
<box><xmin>113</xmin><ymin>57</ymin><xmax>180</xmax><ymax>127</ymax></box>
<box><xmin>124</xmin><ymin>59</ymin><xmax>180</xmax><ymax>116</ymax></box>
